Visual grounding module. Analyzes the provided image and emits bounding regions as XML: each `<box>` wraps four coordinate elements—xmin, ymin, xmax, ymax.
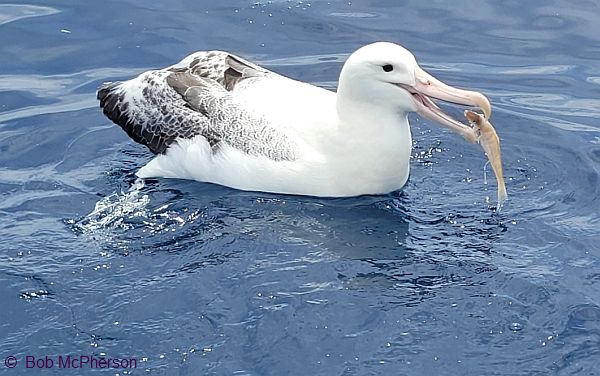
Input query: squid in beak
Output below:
<box><xmin>403</xmin><ymin>66</ymin><xmax>491</xmax><ymax>143</ymax></box>
<box><xmin>403</xmin><ymin>66</ymin><xmax>507</xmax><ymax>208</ymax></box>
<box><xmin>465</xmin><ymin>110</ymin><xmax>508</xmax><ymax>209</ymax></box>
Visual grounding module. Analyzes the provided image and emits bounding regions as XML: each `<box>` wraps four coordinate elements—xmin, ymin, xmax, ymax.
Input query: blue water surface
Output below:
<box><xmin>1</xmin><ymin>1</ymin><xmax>599</xmax><ymax>375</ymax></box>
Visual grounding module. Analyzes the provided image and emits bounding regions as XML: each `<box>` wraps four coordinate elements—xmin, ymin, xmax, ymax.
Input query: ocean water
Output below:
<box><xmin>1</xmin><ymin>1</ymin><xmax>599</xmax><ymax>375</ymax></box>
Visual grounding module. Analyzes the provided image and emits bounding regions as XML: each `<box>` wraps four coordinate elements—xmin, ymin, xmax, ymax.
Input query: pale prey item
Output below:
<box><xmin>98</xmin><ymin>42</ymin><xmax>491</xmax><ymax>198</ymax></box>
<box><xmin>464</xmin><ymin>110</ymin><xmax>508</xmax><ymax>208</ymax></box>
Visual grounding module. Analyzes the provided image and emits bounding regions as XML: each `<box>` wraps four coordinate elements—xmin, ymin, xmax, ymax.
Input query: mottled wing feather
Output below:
<box><xmin>97</xmin><ymin>51</ymin><xmax>297</xmax><ymax>160</ymax></box>
<box><xmin>223</xmin><ymin>55</ymin><xmax>268</xmax><ymax>90</ymax></box>
<box><xmin>184</xmin><ymin>51</ymin><xmax>268</xmax><ymax>89</ymax></box>
<box><xmin>97</xmin><ymin>70</ymin><xmax>208</xmax><ymax>154</ymax></box>
<box><xmin>166</xmin><ymin>72</ymin><xmax>298</xmax><ymax>161</ymax></box>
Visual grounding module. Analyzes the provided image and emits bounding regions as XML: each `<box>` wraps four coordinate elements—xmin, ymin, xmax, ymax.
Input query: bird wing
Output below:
<box><xmin>97</xmin><ymin>51</ymin><xmax>300</xmax><ymax>160</ymax></box>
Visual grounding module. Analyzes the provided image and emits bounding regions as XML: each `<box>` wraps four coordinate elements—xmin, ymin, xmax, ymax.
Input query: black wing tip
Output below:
<box><xmin>97</xmin><ymin>82</ymin><xmax>126</xmax><ymax>124</ymax></box>
<box><xmin>97</xmin><ymin>82</ymin><xmax>167</xmax><ymax>155</ymax></box>
<box><xmin>97</xmin><ymin>82</ymin><xmax>119</xmax><ymax>102</ymax></box>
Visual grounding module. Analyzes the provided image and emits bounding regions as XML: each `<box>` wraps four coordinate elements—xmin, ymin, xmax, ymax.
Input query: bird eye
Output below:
<box><xmin>382</xmin><ymin>64</ymin><xmax>393</xmax><ymax>72</ymax></box>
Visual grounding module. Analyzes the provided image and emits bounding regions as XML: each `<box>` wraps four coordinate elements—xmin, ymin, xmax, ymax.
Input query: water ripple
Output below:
<box><xmin>0</xmin><ymin>4</ymin><xmax>59</xmax><ymax>26</ymax></box>
<box><xmin>1</xmin><ymin>1</ymin><xmax>600</xmax><ymax>375</ymax></box>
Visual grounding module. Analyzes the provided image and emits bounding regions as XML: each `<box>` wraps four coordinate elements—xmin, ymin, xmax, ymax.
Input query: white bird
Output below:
<box><xmin>98</xmin><ymin>42</ymin><xmax>490</xmax><ymax>197</ymax></box>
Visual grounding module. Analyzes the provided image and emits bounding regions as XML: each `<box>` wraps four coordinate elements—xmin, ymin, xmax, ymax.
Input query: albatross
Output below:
<box><xmin>98</xmin><ymin>42</ymin><xmax>492</xmax><ymax>197</ymax></box>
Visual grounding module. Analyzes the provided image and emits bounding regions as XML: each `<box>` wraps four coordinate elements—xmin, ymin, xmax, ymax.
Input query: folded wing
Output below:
<box><xmin>97</xmin><ymin>51</ymin><xmax>298</xmax><ymax>161</ymax></box>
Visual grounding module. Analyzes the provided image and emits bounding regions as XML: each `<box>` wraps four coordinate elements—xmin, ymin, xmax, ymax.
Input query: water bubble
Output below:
<box><xmin>509</xmin><ymin>322</ymin><xmax>523</xmax><ymax>332</ymax></box>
